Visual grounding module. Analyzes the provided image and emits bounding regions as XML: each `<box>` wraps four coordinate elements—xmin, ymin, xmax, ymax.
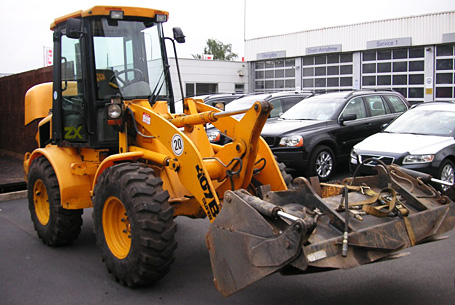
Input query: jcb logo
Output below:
<box><xmin>195</xmin><ymin>164</ymin><xmax>219</xmax><ymax>220</ymax></box>
<box><xmin>64</xmin><ymin>126</ymin><xmax>83</xmax><ymax>140</ymax></box>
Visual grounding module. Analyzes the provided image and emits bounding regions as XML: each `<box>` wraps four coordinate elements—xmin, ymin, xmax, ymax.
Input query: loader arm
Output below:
<box><xmin>195</xmin><ymin>100</ymin><xmax>288</xmax><ymax>193</ymax></box>
<box><xmin>124</xmin><ymin>98</ymin><xmax>286</xmax><ymax>222</ymax></box>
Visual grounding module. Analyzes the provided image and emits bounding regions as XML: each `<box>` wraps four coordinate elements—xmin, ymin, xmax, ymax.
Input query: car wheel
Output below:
<box><xmin>307</xmin><ymin>145</ymin><xmax>335</xmax><ymax>182</ymax></box>
<box><xmin>438</xmin><ymin>159</ymin><xmax>455</xmax><ymax>192</ymax></box>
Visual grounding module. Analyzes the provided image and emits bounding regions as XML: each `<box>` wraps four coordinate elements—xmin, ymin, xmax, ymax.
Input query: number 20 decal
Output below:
<box><xmin>172</xmin><ymin>134</ymin><xmax>184</xmax><ymax>156</ymax></box>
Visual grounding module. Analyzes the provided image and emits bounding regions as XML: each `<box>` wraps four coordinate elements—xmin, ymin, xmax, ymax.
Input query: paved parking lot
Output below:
<box><xmin>1</xmin><ymin>196</ymin><xmax>455</xmax><ymax>305</ymax></box>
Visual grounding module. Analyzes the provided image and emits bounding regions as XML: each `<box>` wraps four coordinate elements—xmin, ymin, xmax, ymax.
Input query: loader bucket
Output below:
<box><xmin>206</xmin><ymin>164</ymin><xmax>455</xmax><ymax>296</ymax></box>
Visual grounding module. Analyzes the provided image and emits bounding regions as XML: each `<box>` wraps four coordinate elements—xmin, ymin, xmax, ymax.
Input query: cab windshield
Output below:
<box><xmin>92</xmin><ymin>18</ymin><xmax>167</xmax><ymax>100</ymax></box>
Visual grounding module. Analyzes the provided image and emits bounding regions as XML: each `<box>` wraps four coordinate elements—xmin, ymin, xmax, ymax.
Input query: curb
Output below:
<box><xmin>0</xmin><ymin>190</ymin><xmax>27</xmax><ymax>202</ymax></box>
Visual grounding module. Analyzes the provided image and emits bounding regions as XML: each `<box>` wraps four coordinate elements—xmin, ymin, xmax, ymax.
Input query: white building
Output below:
<box><xmin>168</xmin><ymin>58</ymin><xmax>248</xmax><ymax>101</ymax></box>
<box><xmin>244</xmin><ymin>11</ymin><xmax>455</xmax><ymax>104</ymax></box>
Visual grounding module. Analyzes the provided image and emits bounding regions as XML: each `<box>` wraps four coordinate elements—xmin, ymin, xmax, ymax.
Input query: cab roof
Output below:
<box><xmin>51</xmin><ymin>6</ymin><xmax>169</xmax><ymax>30</ymax></box>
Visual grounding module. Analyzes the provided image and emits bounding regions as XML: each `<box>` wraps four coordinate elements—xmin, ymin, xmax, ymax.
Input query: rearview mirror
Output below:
<box><xmin>339</xmin><ymin>113</ymin><xmax>357</xmax><ymax>124</ymax></box>
<box><xmin>173</xmin><ymin>27</ymin><xmax>186</xmax><ymax>43</ymax></box>
<box><xmin>66</xmin><ymin>18</ymin><xmax>83</xmax><ymax>39</ymax></box>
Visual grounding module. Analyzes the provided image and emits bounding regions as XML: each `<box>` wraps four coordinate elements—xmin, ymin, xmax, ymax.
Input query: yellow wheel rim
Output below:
<box><xmin>33</xmin><ymin>179</ymin><xmax>50</xmax><ymax>225</ymax></box>
<box><xmin>102</xmin><ymin>196</ymin><xmax>131</xmax><ymax>259</ymax></box>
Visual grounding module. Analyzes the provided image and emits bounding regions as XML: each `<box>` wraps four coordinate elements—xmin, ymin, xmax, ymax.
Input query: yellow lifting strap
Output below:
<box><xmin>320</xmin><ymin>182</ymin><xmax>416</xmax><ymax>245</ymax></box>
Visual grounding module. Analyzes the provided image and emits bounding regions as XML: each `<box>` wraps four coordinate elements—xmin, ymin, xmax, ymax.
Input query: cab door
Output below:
<box><xmin>52</xmin><ymin>22</ymin><xmax>89</xmax><ymax>146</ymax></box>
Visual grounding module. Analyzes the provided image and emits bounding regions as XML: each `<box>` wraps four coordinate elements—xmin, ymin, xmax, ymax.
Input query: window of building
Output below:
<box><xmin>435</xmin><ymin>44</ymin><xmax>455</xmax><ymax>101</ymax></box>
<box><xmin>301</xmin><ymin>53</ymin><xmax>353</xmax><ymax>91</ymax></box>
<box><xmin>254</xmin><ymin>58</ymin><xmax>296</xmax><ymax>92</ymax></box>
<box><xmin>185</xmin><ymin>83</ymin><xmax>218</xmax><ymax>96</ymax></box>
<box><xmin>235</xmin><ymin>84</ymin><xmax>245</xmax><ymax>93</ymax></box>
<box><xmin>362</xmin><ymin>47</ymin><xmax>425</xmax><ymax>104</ymax></box>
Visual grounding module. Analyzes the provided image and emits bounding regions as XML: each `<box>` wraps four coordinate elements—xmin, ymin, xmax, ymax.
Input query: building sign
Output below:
<box><xmin>367</xmin><ymin>37</ymin><xmax>411</xmax><ymax>49</ymax></box>
<box><xmin>43</xmin><ymin>47</ymin><xmax>53</xmax><ymax>67</ymax></box>
<box><xmin>306</xmin><ymin>44</ymin><xmax>342</xmax><ymax>55</ymax></box>
<box><xmin>442</xmin><ymin>33</ymin><xmax>455</xmax><ymax>43</ymax></box>
<box><xmin>256</xmin><ymin>50</ymin><xmax>286</xmax><ymax>60</ymax></box>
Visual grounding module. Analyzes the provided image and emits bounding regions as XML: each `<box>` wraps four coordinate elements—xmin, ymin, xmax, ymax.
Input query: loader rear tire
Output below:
<box><xmin>27</xmin><ymin>156</ymin><xmax>83</xmax><ymax>246</ymax></box>
<box><xmin>93</xmin><ymin>163</ymin><xmax>177</xmax><ymax>287</ymax></box>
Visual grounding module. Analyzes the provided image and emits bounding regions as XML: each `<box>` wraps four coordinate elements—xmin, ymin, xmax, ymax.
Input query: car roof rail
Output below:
<box><xmin>345</xmin><ymin>88</ymin><xmax>400</xmax><ymax>98</ymax></box>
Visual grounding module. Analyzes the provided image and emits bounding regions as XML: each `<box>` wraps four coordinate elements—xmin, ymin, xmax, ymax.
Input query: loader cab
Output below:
<box><xmin>51</xmin><ymin>7</ymin><xmax>174</xmax><ymax>149</ymax></box>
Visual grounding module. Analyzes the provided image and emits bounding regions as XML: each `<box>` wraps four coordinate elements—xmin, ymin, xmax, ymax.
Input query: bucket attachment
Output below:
<box><xmin>206</xmin><ymin>164</ymin><xmax>455</xmax><ymax>296</ymax></box>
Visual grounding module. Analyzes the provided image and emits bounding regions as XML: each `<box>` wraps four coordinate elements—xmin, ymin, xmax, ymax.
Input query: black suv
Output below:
<box><xmin>261</xmin><ymin>90</ymin><xmax>410</xmax><ymax>181</ymax></box>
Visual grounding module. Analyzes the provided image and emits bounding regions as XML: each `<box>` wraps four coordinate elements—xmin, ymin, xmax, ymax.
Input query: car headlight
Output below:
<box><xmin>402</xmin><ymin>154</ymin><xmax>434</xmax><ymax>164</ymax></box>
<box><xmin>208</xmin><ymin>130</ymin><xmax>221</xmax><ymax>142</ymax></box>
<box><xmin>350</xmin><ymin>148</ymin><xmax>358</xmax><ymax>165</ymax></box>
<box><xmin>279</xmin><ymin>135</ymin><xmax>303</xmax><ymax>147</ymax></box>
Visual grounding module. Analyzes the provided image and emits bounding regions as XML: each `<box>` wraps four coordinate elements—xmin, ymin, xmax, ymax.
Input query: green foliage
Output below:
<box><xmin>192</xmin><ymin>38</ymin><xmax>238</xmax><ymax>61</ymax></box>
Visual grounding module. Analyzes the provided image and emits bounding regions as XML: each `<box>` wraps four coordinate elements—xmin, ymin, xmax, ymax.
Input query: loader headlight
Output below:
<box><xmin>110</xmin><ymin>10</ymin><xmax>124</xmax><ymax>20</ymax></box>
<box><xmin>403</xmin><ymin>154</ymin><xmax>434</xmax><ymax>164</ymax></box>
<box><xmin>106</xmin><ymin>100</ymin><xmax>124</xmax><ymax>126</ymax></box>
<box><xmin>107</xmin><ymin>104</ymin><xmax>122</xmax><ymax>119</ymax></box>
<box><xmin>279</xmin><ymin>135</ymin><xmax>303</xmax><ymax>147</ymax></box>
<box><xmin>155</xmin><ymin>14</ymin><xmax>168</xmax><ymax>23</ymax></box>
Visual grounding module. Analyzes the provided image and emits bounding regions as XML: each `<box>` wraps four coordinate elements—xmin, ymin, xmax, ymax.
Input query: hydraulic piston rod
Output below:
<box><xmin>170</xmin><ymin>107</ymin><xmax>250</xmax><ymax>128</ymax></box>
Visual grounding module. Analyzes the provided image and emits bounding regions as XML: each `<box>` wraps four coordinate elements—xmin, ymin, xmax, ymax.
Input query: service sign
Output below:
<box><xmin>442</xmin><ymin>33</ymin><xmax>455</xmax><ymax>43</ymax></box>
<box><xmin>367</xmin><ymin>37</ymin><xmax>412</xmax><ymax>49</ymax></box>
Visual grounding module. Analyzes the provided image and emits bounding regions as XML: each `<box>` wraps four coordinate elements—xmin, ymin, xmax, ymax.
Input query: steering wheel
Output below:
<box><xmin>109</xmin><ymin>68</ymin><xmax>144</xmax><ymax>86</ymax></box>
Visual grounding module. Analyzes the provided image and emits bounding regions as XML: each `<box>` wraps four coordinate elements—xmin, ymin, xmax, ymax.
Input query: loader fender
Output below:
<box><xmin>24</xmin><ymin>146</ymin><xmax>92</xmax><ymax>209</ymax></box>
<box><xmin>24</xmin><ymin>82</ymin><xmax>53</xmax><ymax>126</ymax></box>
<box><xmin>90</xmin><ymin>151</ymin><xmax>144</xmax><ymax>196</ymax></box>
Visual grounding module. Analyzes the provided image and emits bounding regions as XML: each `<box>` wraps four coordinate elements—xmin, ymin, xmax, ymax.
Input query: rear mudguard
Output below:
<box><xmin>206</xmin><ymin>164</ymin><xmax>455</xmax><ymax>296</ymax></box>
<box><xmin>24</xmin><ymin>146</ymin><xmax>92</xmax><ymax>209</ymax></box>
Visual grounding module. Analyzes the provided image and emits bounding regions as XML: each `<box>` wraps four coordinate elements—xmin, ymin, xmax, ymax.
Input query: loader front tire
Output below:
<box><xmin>93</xmin><ymin>163</ymin><xmax>177</xmax><ymax>287</ymax></box>
<box><xmin>27</xmin><ymin>156</ymin><xmax>83</xmax><ymax>246</ymax></box>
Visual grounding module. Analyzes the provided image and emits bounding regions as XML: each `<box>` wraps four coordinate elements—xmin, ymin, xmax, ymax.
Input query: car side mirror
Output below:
<box><xmin>339</xmin><ymin>113</ymin><xmax>357</xmax><ymax>124</ymax></box>
<box><xmin>173</xmin><ymin>27</ymin><xmax>186</xmax><ymax>43</ymax></box>
<box><xmin>66</xmin><ymin>18</ymin><xmax>83</xmax><ymax>39</ymax></box>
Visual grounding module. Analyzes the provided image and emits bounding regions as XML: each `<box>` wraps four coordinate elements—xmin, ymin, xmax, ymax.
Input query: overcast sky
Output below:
<box><xmin>1</xmin><ymin>0</ymin><xmax>455</xmax><ymax>74</ymax></box>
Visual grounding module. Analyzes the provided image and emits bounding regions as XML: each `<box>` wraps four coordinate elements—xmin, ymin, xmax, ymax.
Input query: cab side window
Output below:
<box><xmin>61</xmin><ymin>35</ymin><xmax>87</xmax><ymax>143</ymax></box>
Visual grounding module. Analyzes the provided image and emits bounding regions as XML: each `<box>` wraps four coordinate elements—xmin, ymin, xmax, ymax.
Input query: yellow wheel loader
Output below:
<box><xmin>24</xmin><ymin>6</ymin><xmax>455</xmax><ymax>296</ymax></box>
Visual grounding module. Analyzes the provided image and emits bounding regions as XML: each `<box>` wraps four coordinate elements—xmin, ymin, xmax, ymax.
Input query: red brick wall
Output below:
<box><xmin>0</xmin><ymin>67</ymin><xmax>53</xmax><ymax>156</ymax></box>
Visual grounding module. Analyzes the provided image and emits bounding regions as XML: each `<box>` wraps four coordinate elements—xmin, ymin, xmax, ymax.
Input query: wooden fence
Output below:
<box><xmin>0</xmin><ymin>67</ymin><xmax>53</xmax><ymax>158</ymax></box>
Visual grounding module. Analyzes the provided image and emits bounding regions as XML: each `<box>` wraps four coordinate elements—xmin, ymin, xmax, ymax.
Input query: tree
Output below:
<box><xmin>192</xmin><ymin>39</ymin><xmax>238</xmax><ymax>61</ymax></box>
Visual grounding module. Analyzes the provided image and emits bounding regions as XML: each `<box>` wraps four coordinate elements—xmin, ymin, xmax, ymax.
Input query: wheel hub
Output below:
<box><xmin>33</xmin><ymin>179</ymin><xmax>50</xmax><ymax>225</ymax></box>
<box><xmin>102</xmin><ymin>196</ymin><xmax>131</xmax><ymax>259</ymax></box>
<box><xmin>316</xmin><ymin>152</ymin><xmax>333</xmax><ymax>178</ymax></box>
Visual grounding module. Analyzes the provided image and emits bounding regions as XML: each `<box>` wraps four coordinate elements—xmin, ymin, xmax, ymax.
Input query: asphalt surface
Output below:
<box><xmin>1</xmin><ymin>195</ymin><xmax>455</xmax><ymax>305</ymax></box>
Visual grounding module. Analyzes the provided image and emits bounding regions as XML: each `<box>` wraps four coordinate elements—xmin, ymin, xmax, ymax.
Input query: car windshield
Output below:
<box><xmin>385</xmin><ymin>109</ymin><xmax>455</xmax><ymax>136</ymax></box>
<box><xmin>281</xmin><ymin>96</ymin><xmax>345</xmax><ymax>120</ymax></box>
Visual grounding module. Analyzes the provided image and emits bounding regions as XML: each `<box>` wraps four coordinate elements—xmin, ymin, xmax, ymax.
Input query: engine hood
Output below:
<box><xmin>261</xmin><ymin>118</ymin><xmax>328</xmax><ymax>137</ymax></box>
<box><xmin>355</xmin><ymin>132</ymin><xmax>455</xmax><ymax>155</ymax></box>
